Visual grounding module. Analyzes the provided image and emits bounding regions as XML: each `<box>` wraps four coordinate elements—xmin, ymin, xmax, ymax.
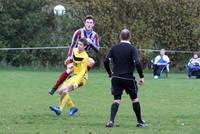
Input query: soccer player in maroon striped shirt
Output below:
<box><xmin>49</xmin><ymin>15</ymin><xmax>99</xmax><ymax>95</ymax></box>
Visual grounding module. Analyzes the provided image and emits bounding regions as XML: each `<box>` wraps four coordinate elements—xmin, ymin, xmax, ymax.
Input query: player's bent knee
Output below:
<box><xmin>61</xmin><ymin>84</ymin><xmax>74</xmax><ymax>93</ymax></box>
<box><xmin>62</xmin><ymin>90</ymin><xmax>69</xmax><ymax>94</ymax></box>
<box><xmin>66</xmin><ymin>63</ymin><xmax>73</xmax><ymax>74</ymax></box>
<box><xmin>67</xmin><ymin>63</ymin><xmax>73</xmax><ymax>69</ymax></box>
<box><xmin>132</xmin><ymin>98</ymin><xmax>139</xmax><ymax>103</ymax></box>
<box><xmin>58</xmin><ymin>85</ymin><xmax>69</xmax><ymax>95</ymax></box>
<box><xmin>66</xmin><ymin>68</ymin><xmax>73</xmax><ymax>74</ymax></box>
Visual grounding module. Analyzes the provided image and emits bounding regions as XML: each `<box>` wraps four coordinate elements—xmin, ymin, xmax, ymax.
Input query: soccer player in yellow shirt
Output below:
<box><xmin>49</xmin><ymin>38</ymin><xmax>89</xmax><ymax>116</ymax></box>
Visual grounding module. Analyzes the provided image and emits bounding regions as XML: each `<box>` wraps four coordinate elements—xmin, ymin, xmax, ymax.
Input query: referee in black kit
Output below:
<box><xmin>104</xmin><ymin>28</ymin><xmax>147</xmax><ymax>128</ymax></box>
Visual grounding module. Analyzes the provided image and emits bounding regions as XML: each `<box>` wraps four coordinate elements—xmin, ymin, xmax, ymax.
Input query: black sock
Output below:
<box><xmin>109</xmin><ymin>102</ymin><xmax>119</xmax><ymax>122</ymax></box>
<box><xmin>132</xmin><ymin>102</ymin><xmax>142</xmax><ymax>123</ymax></box>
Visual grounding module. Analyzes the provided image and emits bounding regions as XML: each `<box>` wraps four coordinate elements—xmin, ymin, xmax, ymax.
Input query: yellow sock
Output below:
<box><xmin>59</xmin><ymin>95</ymin><xmax>67</xmax><ymax>111</ymax></box>
<box><xmin>65</xmin><ymin>94</ymin><xmax>75</xmax><ymax>109</ymax></box>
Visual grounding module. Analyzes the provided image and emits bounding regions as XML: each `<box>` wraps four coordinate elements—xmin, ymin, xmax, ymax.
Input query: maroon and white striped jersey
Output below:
<box><xmin>68</xmin><ymin>27</ymin><xmax>99</xmax><ymax>58</ymax></box>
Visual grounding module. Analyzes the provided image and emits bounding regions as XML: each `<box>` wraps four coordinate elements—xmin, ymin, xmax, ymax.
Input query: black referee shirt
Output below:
<box><xmin>104</xmin><ymin>41</ymin><xmax>144</xmax><ymax>79</ymax></box>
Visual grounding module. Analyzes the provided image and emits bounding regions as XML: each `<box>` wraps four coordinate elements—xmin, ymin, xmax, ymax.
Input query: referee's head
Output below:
<box><xmin>120</xmin><ymin>28</ymin><xmax>131</xmax><ymax>41</ymax></box>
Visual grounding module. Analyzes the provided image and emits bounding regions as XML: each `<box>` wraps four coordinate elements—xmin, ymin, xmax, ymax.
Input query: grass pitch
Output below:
<box><xmin>0</xmin><ymin>69</ymin><xmax>200</xmax><ymax>134</ymax></box>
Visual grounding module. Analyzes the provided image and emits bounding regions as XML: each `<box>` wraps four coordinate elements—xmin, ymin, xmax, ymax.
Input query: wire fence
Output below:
<box><xmin>0</xmin><ymin>46</ymin><xmax>199</xmax><ymax>70</ymax></box>
<box><xmin>0</xmin><ymin>46</ymin><xmax>199</xmax><ymax>54</ymax></box>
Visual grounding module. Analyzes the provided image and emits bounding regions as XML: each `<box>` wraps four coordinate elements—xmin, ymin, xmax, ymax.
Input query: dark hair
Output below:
<box><xmin>120</xmin><ymin>28</ymin><xmax>131</xmax><ymax>40</ymax></box>
<box><xmin>79</xmin><ymin>38</ymin><xmax>88</xmax><ymax>46</ymax></box>
<box><xmin>84</xmin><ymin>15</ymin><xmax>94</xmax><ymax>22</ymax></box>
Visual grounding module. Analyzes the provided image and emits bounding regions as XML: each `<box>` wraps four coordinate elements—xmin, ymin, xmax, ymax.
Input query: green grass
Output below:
<box><xmin>0</xmin><ymin>69</ymin><xmax>200</xmax><ymax>134</ymax></box>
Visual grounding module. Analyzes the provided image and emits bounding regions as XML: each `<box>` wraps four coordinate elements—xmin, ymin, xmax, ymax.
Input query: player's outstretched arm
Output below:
<box><xmin>89</xmin><ymin>43</ymin><xmax>101</xmax><ymax>56</ymax></box>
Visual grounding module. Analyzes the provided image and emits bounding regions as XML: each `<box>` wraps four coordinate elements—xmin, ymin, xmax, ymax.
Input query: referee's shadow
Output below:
<box><xmin>70</xmin><ymin>114</ymin><xmax>147</xmax><ymax>128</ymax></box>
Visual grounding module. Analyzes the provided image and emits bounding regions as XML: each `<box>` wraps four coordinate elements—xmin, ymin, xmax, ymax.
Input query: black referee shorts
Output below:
<box><xmin>111</xmin><ymin>77</ymin><xmax>138</xmax><ymax>100</ymax></box>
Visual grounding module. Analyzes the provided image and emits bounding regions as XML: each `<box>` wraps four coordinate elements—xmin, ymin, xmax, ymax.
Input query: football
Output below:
<box><xmin>53</xmin><ymin>5</ymin><xmax>65</xmax><ymax>16</ymax></box>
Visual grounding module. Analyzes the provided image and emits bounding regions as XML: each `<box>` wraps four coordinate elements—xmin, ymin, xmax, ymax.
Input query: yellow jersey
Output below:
<box><xmin>72</xmin><ymin>48</ymin><xmax>89</xmax><ymax>79</ymax></box>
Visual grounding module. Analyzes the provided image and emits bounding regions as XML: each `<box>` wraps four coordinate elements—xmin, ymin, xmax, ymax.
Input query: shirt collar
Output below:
<box><xmin>83</xmin><ymin>27</ymin><xmax>92</xmax><ymax>34</ymax></box>
<box><xmin>120</xmin><ymin>40</ymin><xmax>131</xmax><ymax>44</ymax></box>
